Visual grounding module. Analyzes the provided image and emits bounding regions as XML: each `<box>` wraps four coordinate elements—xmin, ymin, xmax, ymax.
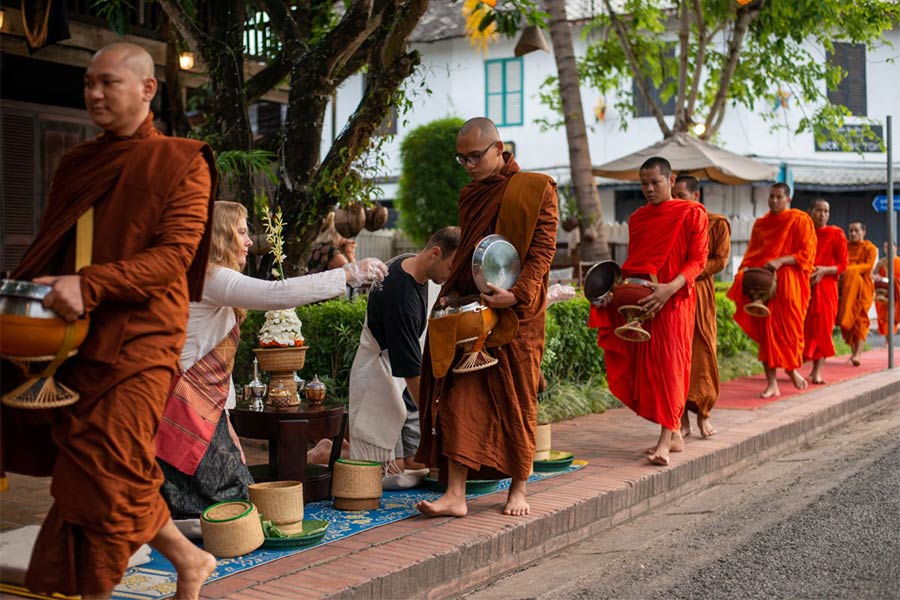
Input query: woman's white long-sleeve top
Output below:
<box><xmin>180</xmin><ymin>266</ymin><xmax>347</xmax><ymax>408</ymax></box>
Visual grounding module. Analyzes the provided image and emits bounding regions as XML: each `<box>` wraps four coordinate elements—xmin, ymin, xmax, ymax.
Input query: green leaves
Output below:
<box><xmin>395</xmin><ymin>117</ymin><xmax>467</xmax><ymax>245</ymax></box>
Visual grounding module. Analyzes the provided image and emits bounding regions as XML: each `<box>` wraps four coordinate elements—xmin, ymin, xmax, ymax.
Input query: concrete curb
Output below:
<box><xmin>197</xmin><ymin>368</ymin><xmax>900</xmax><ymax>600</ymax></box>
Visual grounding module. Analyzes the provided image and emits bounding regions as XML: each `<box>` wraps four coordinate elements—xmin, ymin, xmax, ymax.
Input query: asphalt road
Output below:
<box><xmin>467</xmin><ymin>399</ymin><xmax>900</xmax><ymax>600</ymax></box>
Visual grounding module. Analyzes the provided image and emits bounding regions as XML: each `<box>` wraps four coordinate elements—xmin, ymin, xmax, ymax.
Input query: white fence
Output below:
<box><xmin>604</xmin><ymin>216</ymin><xmax>754</xmax><ymax>282</ymax></box>
<box><xmin>355</xmin><ymin>229</ymin><xmax>420</xmax><ymax>262</ymax></box>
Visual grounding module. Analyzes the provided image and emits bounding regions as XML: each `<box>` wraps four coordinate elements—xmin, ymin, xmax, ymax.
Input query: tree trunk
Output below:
<box><xmin>544</xmin><ymin>0</ymin><xmax>610</xmax><ymax>263</ymax></box>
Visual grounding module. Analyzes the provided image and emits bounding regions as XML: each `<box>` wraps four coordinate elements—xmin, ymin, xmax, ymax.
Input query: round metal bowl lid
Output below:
<box><xmin>472</xmin><ymin>234</ymin><xmax>521</xmax><ymax>293</ymax></box>
<box><xmin>583</xmin><ymin>261</ymin><xmax>622</xmax><ymax>301</ymax></box>
<box><xmin>0</xmin><ymin>279</ymin><xmax>53</xmax><ymax>300</ymax></box>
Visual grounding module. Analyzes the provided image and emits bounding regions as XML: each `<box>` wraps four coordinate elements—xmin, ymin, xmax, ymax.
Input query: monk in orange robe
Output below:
<box><xmin>0</xmin><ymin>44</ymin><xmax>217</xmax><ymax>598</ymax></box>
<box><xmin>589</xmin><ymin>158</ymin><xmax>708</xmax><ymax>466</ymax></box>
<box><xmin>875</xmin><ymin>242</ymin><xmax>900</xmax><ymax>336</ymax></box>
<box><xmin>802</xmin><ymin>199</ymin><xmax>848</xmax><ymax>383</ymax></box>
<box><xmin>672</xmin><ymin>175</ymin><xmax>730</xmax><ymax>438</ymax></box>
<box><xmin>415</xmin><ymin>117</ymin><xmax>558</xmax><ymax>517</ymax></box>
<box><xmin>838</xmin><ymin>221</ymin><xmax>877</xmax><ymax>365</ymax></box>
<box><xmin>727</xmin><ymin>183</ymin><xmax>816</xmax><ymax>398</ymax></box>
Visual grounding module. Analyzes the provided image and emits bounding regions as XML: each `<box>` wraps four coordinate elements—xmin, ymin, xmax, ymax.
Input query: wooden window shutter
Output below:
<box><xmin>828</xmin><ymin>42</ymin><xmax>867</xmax><ymax>116</ymax></box>
<box><xmin>1</xmin><ymin>112</ymin><xmax>38</xmax><ymax>275</ymax></box>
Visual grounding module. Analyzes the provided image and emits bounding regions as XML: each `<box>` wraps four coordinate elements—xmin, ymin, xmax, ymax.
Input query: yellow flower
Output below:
<box><xmin>463</xmin><ymin>0</ymin><xmax>498</xmax><ymax>54</ymax></box>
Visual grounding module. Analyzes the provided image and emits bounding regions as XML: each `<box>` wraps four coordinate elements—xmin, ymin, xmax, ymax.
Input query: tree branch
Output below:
<box><xmin>317</xmin><ymin>0</ymin><xmax>380</xmax><ymax>78</ymax></box>
<box><xmin>674</xmin><ymin>0</ymin><xmax>691</xmax><ymax>131</ymax></box>
<box><xmin>685</xmin><ymin>0</ymin><xmax>706</xmax><ymax>120</ymax></box>
<box><xmin>256</xmin><ymin>0</ymin><xmax>303</xmax><ymax>44</ymax></box>
<box><xmin>602</xmin><ymin>0</ymin><xmax>672</xmax><ymax>137</ymax></box>
<box><xmin>703</xmin><ymin>2</ymin><xmax>763</xmax><ymax>138</ymax></box>
<box><xmin>244</xmin><ymin>52</ymin><xmax>291</xmax><ymax>103</ymax></box>
<box><xmin>156</xmin><ymin>0</ymin><xmax>206</xmax><ymax>57</ymax></box>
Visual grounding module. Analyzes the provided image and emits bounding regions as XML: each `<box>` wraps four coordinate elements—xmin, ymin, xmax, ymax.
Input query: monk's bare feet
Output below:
<box><xmin>502</xmin><ymin>480</ymin><xmax>530</xmax><ymax>516</ymax></box>
<box><xmin>173</xmin><ymin>548</ymin><xmax>216</xmax><ymax>600</ymax></box>
<box><xmin>850</xmin><ymin>355</ymin><xmax>861</xmax><ymax>367</ymax></box>
<box><xmin>307</xmin><ymin>438</ymin><xmax>333</xmax><ymax>465</ymax></box>
<box><xmin>416</xmin><ymin>493</ymin><xmax>467</xmax><ymax>518</ymax></box>
<box><xmin>787</xmin><ymin>370</ymin><xmax>808</xmax><ymax>390</ymax></box>
<box><xmin>758</xmin><ymin>382</ymin><xmax>780</xmax><ymax>398</ymax></box>
<box><xmin>644</xmin><ymin>430</ymin><xmax>683</xmax><ymax>454</ymax></box>
<box><xmin>647</xmin><ymin>449</ymin><xmax>669</xmax><ymax>466</ymax></box>
<box><xmin>680</xmin><ymin>412</ymin><xmax>692</xmax><ymax>438</ymax></box>
<box><xmin>810</xmin><ymin>376</ymin><xmax>826</xmax><ymax>385</ymax></box>
<box><xmin>697</xmin><ymin>416</ymin><xmax>717</xmax><ymax>438</ymax></box>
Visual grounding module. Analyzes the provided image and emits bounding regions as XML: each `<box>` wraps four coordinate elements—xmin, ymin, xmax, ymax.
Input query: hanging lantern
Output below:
<box><xmin>178</xmin><ymin>52</ymin><xmax>195</xmax><ymax>71</ymax></box>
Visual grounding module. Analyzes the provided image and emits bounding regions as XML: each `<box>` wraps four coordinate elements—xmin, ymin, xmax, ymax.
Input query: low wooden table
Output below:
<box><xmin>230</xmin><ymin>400</ymin><xmax>346</xmax><ymax>503</ymax></box>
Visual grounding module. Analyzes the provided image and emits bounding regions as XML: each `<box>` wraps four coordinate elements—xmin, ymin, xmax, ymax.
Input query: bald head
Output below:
<box><xmin>94</xmin><ymin>43</ymin><xmax>155</xmax><ymax>79</ymax></box>
<box><xmin>459</xmin><ymin>117</ymin><xmax>500</xmax><ymax>142</ymax></box>
<box><xmin>84</xmin><ymin>42</ymin><xmax>157</xmax><ymax>137</ymax></box>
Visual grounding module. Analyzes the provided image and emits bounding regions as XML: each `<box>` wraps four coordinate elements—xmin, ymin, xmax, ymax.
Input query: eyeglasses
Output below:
<box><xmin>455</xmin><ymin>141</ymin><xmax>500</xmax><ymax>166</ymax></box>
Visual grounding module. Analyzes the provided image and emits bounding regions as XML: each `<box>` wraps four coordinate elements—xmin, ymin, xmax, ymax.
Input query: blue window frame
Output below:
<box><xmin>484</xmin><ymin>58</ymin><xmax>523</xmax><ymax>126</ymax></box>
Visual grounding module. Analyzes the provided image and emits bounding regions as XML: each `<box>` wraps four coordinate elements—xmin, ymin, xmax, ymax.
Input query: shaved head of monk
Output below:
<box><xmin>638</xmin><ymin>156</ymin><xmax>675</xmax><ymax>205</ymax></box>
<box><xmin>768</xmin><ymin>183</ymin><xmax>791</xmax><ymax>214</ymax></box>
<box><xmin>84</xmin><ymin>42</ymin><xmax>157</xmax><ymax>137</ymax></box>
<box><xmin>848</xmin><ymin>221</ymin><xmax>866</xmax><ymax>243</ymax></box>
<box><xmin>810</xmin><ymin>198</ymin><xmax>830</xmax><ymax>229</ymax></box>
<box><xmin>457</xmin><ymin>117</ymin><xmax>504</xmax><ymax>182</ymax></box>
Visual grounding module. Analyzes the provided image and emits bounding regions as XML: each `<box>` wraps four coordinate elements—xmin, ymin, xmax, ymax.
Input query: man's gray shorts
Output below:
<box><xmin>393</xmin><ymin>408</ymin><xmax>420</xmax><ymax>459</ymax></box>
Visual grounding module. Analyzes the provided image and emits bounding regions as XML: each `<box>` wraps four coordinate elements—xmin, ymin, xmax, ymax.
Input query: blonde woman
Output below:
<box><xmin>156</xmin><ymin>201</ymin><xmax>386</xmax><ymax>520</ymax></box>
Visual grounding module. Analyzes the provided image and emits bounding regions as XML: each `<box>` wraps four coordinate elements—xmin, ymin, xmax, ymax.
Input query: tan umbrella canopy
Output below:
<box><xmin>593</xmin><ymin>132</ymin><xmax>776</xmax><ymax>185</ymax></box>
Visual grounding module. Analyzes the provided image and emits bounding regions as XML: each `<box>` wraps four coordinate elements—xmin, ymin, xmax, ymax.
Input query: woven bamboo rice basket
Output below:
<box><xmin>249</xmin><ymin>481</ymin><xmax>304</xmax><ymax>525</ymax></box>
<box><xmin>534</xmin><ymin>424</ymin><xmax>552</xmax><ymax>462</ymax></box>
<box><xmin>332</xmin><ymin>459</ymin><xmax>383</xmax><ymax>511</ymax></box>
<box><xmin>253</xmin><ymin>346</ymin><xmax>307</xmax><ymax>372</ymax></box>
<box><xmin>200</xmin><ymin>500</ymin><xmax>264</xmax><ymax>558</ymax></box>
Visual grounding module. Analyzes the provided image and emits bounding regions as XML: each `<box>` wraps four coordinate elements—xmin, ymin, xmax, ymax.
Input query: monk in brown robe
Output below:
<box><xmin>838</xmin><ymin>221</ymin><xmax>877</xmax><ymax>365</ymax></box>
<box><xmin>672</xmin><ymin>175</ymin><xmax>730</xmax><ymax>438</ymax></box>
<box><xmin>727</xmin><ymin>183</ymin><xmax>817</xmax><ymax>398</ymax></box>
<box><xmin>803</xmin><ymin>199</ymin><xmax>848</xmax><ymax>384</ymax></box>
<box><xmin>415</xmin><ymin>117</ymin><xmax>558</xmax><ymax>517</ymax></box>
<box><xmin>0</xmin><ymin>43</ymin><xmax>217</xmax><ymax>598</ymax></box>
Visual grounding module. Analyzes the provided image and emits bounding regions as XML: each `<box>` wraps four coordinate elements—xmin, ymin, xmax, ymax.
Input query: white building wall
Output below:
<box><xmin>322</xmin><ymin>24</ymin><xmax>899</xmax><ymax>224</ymax></box>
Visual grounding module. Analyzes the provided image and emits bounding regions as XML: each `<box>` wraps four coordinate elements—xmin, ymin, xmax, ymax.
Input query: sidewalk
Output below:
<box><xmin>1</xmin><ymin>349</ymin><xmax>898</xmax><ymax>599</ymax></box>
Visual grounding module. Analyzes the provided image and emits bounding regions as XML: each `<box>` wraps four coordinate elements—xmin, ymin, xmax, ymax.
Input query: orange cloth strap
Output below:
<box><xmin>75</xmin><ymin>207</ymin><xmax>93</xmax><ymax>272</ymax></box>
<box><xmin>497</xmin><ymin>172</ymin><xmax>550</xmax><ymax>264</ymax></box>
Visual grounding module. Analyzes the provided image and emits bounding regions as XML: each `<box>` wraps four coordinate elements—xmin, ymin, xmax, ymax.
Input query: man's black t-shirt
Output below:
<box><xmin>367</xmin><ymin>259</ymin><xmax>427</xmax><ymax>410</ymax></box>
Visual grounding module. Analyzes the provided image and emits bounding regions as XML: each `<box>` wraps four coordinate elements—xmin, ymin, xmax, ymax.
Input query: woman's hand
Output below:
<box><xmin>343</xmin><ymin>258</ymin><xmax>388</xmax><ymax>288</ymax></box>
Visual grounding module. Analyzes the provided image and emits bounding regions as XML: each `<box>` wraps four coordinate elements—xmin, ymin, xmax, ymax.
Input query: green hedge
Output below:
<box><xmin>236</xmin><ymin>295</ymin><xmax>607</xmax><ymax>407</ymax></box>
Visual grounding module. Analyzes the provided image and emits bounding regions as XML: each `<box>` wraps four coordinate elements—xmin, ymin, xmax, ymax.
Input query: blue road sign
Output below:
<box><xmin>872</xmin><ymin>195</ymin><xmax>900</xmax><ymax>212</ymax></box>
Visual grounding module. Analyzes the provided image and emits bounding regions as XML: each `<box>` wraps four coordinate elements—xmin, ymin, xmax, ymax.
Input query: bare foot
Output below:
<box><xmin>850</xmin><ymin>356</ymin><xmax>861</xmax><ymax>367</ymax></box>
<box><xmin>787</xmin><ymin>370</ymin><xmax>808</xmax><ymax>390</ymax></box>
<box><xmin>416</xmin><ymin>493</ymin><xmax>467</xmax><ymax>518</ymax></box>
<box><xmin>307</xmin><ymin>438</ymin><xmax>333</xmax><ymax>465</ymax></box>
<box><xmin>502</xmin><ymin>480</ymin><xmax>530</xmax><ymax>516</ymax></box>
<box><xmin>173</xmin><ymin>548</ymin><xmax>216</xmax><ymax>600</ymax></box>
<box><xmin>758</xmin><ymin>383</ymin><xmax>780</xmax><ymax>398</ymax></box>
<box><xmin>644</xmin><ymin>430</ymin><xmax>683</xmax><ymax>454</ymax></box>
<box><xmin>646</xmin><ymin>451</ymin><xmax>669</xmax><ymax>466</ymax></box>
<box><xmin>810</xmin><ymin>376</ymin><xmax>826</xmax><ymax>385</ymax></box>
<box><xmin>697</xmin><ymin>416</ymin><xmax>717</xmax><ymax>438</ymax></box>
<box><xmin>680</xmin><ymin>412</ymin><xmax>692</xmax><ymax>438</ymax></box>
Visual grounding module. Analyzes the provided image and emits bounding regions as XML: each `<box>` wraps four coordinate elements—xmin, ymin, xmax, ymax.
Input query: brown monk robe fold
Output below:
<box><xmin>687</xmin><ymin>214</ymin><xmax>731</xmax><ymax>418</ymax></box>
<box><xmin>427</xmin><ymin>171</ymin><xmax>547</xmax><ymax>377</ymax></box>
<box><xmin>417</xmin><ymin>154</ymin><xmax>558</xmax><ymax>482</ymax></box>
<box><xmin>0</xmin><ymin>114</ymin><xmax>217</xmax><ymax>595</ymax></box>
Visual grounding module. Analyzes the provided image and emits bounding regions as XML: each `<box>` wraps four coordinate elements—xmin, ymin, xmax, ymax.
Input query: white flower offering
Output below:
<box><xmin>258</xmin><ymin>308</ymin><xmax>304</xmax><ymax>348</ymax></box>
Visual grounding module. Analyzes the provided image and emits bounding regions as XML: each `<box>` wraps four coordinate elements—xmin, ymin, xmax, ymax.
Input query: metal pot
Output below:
<box><xmin>583</xmin><ymin>261</ymin><xmax>622</xmax><ymax>306</ymax></box>
<box><xmin>0</xmin><ymin>280</ymin><xmax>57</xmax><ymax>319</ymax></box>
<box><xmin>472</xmin><ymin>234</ymin><xmax>521</xmax><ymax>294</ymax></box>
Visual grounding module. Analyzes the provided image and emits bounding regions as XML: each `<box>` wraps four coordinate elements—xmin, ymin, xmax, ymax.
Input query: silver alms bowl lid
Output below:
<box><xmin>0</xmin><ymin>279</ymin><xmax>53</xmax><ymax>301</ymax></box>
<box><xmin>472</xmin><ymin>234</ymin><xmax>521</xmax><ymax>294</ymax></box>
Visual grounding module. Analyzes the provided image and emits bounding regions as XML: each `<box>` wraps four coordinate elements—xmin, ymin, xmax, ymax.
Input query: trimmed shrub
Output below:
<box><xmin>395</xmin><ymin>117</ymin><xmax>468</xmax><ymax>245</ymax></box>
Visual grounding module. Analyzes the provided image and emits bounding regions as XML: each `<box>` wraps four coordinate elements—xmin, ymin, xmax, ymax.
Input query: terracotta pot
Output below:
<box><xmin>611</xmin><ymin>281</ymin><xmax>653</xmax><ymax>309</ymax></box>
<box><xmin>364</xmin><ymin>204</ymin><xmax>389</xmax><ymax>232</ymax></box>
<box><xmin>334</xmin><ymin>205</ymin><xmax>366</xmax><ymax>238</ymax></box>
<box><xmin>561</xmin><ymin>216</ymin><xmax>579</xmax><ymax>232</ymax></box>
